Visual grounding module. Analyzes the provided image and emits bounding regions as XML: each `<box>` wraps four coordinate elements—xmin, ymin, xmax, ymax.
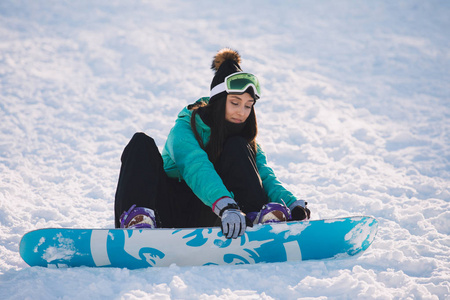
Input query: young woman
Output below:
<box><xmin>114</xmin><ymin>48</ymin><xmax>310</xmax><ymax>239</ymax></box>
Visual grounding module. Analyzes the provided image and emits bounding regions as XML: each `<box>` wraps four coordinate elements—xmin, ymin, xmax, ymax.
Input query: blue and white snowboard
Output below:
<box><xmin>20</xmin><ymin>216</ymin><xmax>378</xmax><ymax>269</ymax></box>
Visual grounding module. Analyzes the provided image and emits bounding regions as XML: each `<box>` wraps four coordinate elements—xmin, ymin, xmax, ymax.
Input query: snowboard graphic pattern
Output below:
<box><xmin>20</xmin><ymin>216</ymin><xmax>378</xmax><ymax>268</ymax></box>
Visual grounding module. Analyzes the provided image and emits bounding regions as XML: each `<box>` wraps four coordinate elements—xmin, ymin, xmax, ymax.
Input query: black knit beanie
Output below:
<box><xmin>209</xmin><ymin>48</ymin><xmax>243</xmax><ymax>104</ymax></box>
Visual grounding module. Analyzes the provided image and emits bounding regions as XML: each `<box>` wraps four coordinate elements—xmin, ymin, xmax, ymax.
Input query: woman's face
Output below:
<box><xmin>225</xmin><ymin>93</ymin><xmax>254</xmax><ymax>124</ymax></box>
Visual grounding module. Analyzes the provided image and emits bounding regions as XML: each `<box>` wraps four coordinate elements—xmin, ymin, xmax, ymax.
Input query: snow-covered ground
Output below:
<box><xmin>0</xmin><ymin>0</ymin><xmax>449</xmax><ymax>299</ymax></box>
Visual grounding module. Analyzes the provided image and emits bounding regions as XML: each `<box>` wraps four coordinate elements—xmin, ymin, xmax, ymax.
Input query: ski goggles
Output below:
<box><xmin>210</xmin><ymin>72</ymin><xmax>261</xmax><ymax>100</ymax></box>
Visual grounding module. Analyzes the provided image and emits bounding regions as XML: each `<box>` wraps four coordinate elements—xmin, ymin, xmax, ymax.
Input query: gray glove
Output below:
<box><xmin>213</xmin><ymin>197</ymin><xmax>246</xmax><ymax>239</ymax></box>
<box><xmin>289</xmin><ymin>199</ymin><xmax>311</xmax><ymax>221</ymax></box>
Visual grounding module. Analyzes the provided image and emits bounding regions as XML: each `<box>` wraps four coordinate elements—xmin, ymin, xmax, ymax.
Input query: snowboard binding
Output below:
<box><xmin>247</xmin><ymin>202</ymin><xmax>292</xmax><ymax>225</ymax></box>
<box><xmin>119</xmin><ymin>204</ymin><xmax>156</xmax><ymax>229</ymax></box>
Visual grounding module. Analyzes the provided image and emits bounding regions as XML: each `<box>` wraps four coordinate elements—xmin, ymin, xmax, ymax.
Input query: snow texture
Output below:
<box><xmin>0</xmin><ymin>0</ymin><xmax>449</xmax><ymax>299</ymax></box>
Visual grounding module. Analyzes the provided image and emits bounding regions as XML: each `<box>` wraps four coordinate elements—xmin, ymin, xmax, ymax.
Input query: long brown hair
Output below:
<box><xmin>189</xmin><ymin>96</ymin><xmax>258</xmax><ymax>164</ymax></box>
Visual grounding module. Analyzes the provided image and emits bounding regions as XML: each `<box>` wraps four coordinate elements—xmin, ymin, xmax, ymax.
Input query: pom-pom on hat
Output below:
<box><xmin>209</xmin><ymin>48</ymin><xmax>243</xmax><ymax>103</ymax></box>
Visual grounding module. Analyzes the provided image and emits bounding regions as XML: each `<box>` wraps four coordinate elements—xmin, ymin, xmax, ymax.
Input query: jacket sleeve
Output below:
<box><xmin>255</xmin><ymin>144</ymin><xmax>298</xmax><ymax>207</ymax></box>
<box><xmin>164</xmin><ymin>115</ymin><xmax>233</xmax><ymax>207</ymax></box>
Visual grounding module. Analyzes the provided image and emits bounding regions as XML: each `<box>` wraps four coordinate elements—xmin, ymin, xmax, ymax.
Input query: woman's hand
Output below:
<box><xmin>213</xmin><ymin>197</ymin><xmax>246</xmax><ymax>239</ymax></box>
<box><xmin>220</xmin><ymin>208</ymin><xmax>246</xmax><ymax>239</ymax></box>
<box><xmin>289</xmin><ymin>200</ymin><xmax>311</xmax><ymax>221</ymax></box>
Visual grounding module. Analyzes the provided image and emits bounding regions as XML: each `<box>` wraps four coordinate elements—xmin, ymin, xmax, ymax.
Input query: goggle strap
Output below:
<box><xmin>210</xmin><ymin>82</ymin><xmax>226</xmax><ymax>98</ymax></box>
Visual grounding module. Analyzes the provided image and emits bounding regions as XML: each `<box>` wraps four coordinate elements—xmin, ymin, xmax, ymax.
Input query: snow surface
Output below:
<box><xmin>0</xmin><ymin>0</ymin><xmax>449</xmax><ymax>299</ymax></box>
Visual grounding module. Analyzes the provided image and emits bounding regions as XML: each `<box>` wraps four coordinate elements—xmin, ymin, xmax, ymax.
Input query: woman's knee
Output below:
<box><xmin>129</xmin><ymin>132</ymin><xmax>160</xmax><ymax>151</ymax></box>
<box><xmin>131</xmin><ymin>132</ymin><xmax>154</xmax><ymax>144</ymax></box>
<box><xmin>121</xmin><ymin>132</ymin><xmax>158</xmax><ymax>162</ymax></box>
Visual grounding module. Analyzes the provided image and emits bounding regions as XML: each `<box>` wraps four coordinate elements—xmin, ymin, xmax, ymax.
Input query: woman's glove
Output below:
<box><xmin>289</xmin><ymin>200</ymin><xmax>311</xmax><ymax>221</ymax></box>
<box><xmin>213</xmin><ymin>197</ymin><xmax>246</xmax><ymax>239</ymax></box>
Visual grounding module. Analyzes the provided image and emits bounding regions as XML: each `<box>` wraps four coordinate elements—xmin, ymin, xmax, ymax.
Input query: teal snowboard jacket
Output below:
<box><xmin>161</xmin><ymin>97</ymin><xmax>298</xmax><ymax>210</ymax></box>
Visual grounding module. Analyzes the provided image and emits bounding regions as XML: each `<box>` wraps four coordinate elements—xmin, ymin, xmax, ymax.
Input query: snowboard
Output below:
<box><xmin>20</xmin><ymin>216</ymin><xmax>378</xmax><ymax>269</ymax></box>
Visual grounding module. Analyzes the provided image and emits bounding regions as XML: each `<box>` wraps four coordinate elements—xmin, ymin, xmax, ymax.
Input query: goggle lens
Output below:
<box><xmin>225</xmin><ymin>73</ymin><xmax>261</xmax><ymax>99</ymax></box>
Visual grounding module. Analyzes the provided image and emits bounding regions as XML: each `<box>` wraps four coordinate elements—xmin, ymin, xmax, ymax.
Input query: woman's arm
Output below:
<box><xmin>163</xmin><ymin>114</ymin><xmax>233</xmax><ymax>207</ymax></box>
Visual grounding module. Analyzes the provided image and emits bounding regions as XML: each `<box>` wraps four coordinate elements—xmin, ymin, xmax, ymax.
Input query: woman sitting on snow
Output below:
<box><xmin>114</xmin><ymin>48</ymin><xmax>310</xmax><ymax>239</ymax></box>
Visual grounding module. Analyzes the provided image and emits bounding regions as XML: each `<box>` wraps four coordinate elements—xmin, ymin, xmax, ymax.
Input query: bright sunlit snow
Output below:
<box><xmin>0</xmin><ymin>0</ymin><xmax>449</xmax><ymax>299</ymax></box>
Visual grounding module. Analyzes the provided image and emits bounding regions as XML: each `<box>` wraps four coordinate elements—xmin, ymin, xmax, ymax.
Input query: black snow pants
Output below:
<box><xmin>114</xmin><ymin>132</ymin><xmax>268</xmax><ymax>228</ymax></box>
